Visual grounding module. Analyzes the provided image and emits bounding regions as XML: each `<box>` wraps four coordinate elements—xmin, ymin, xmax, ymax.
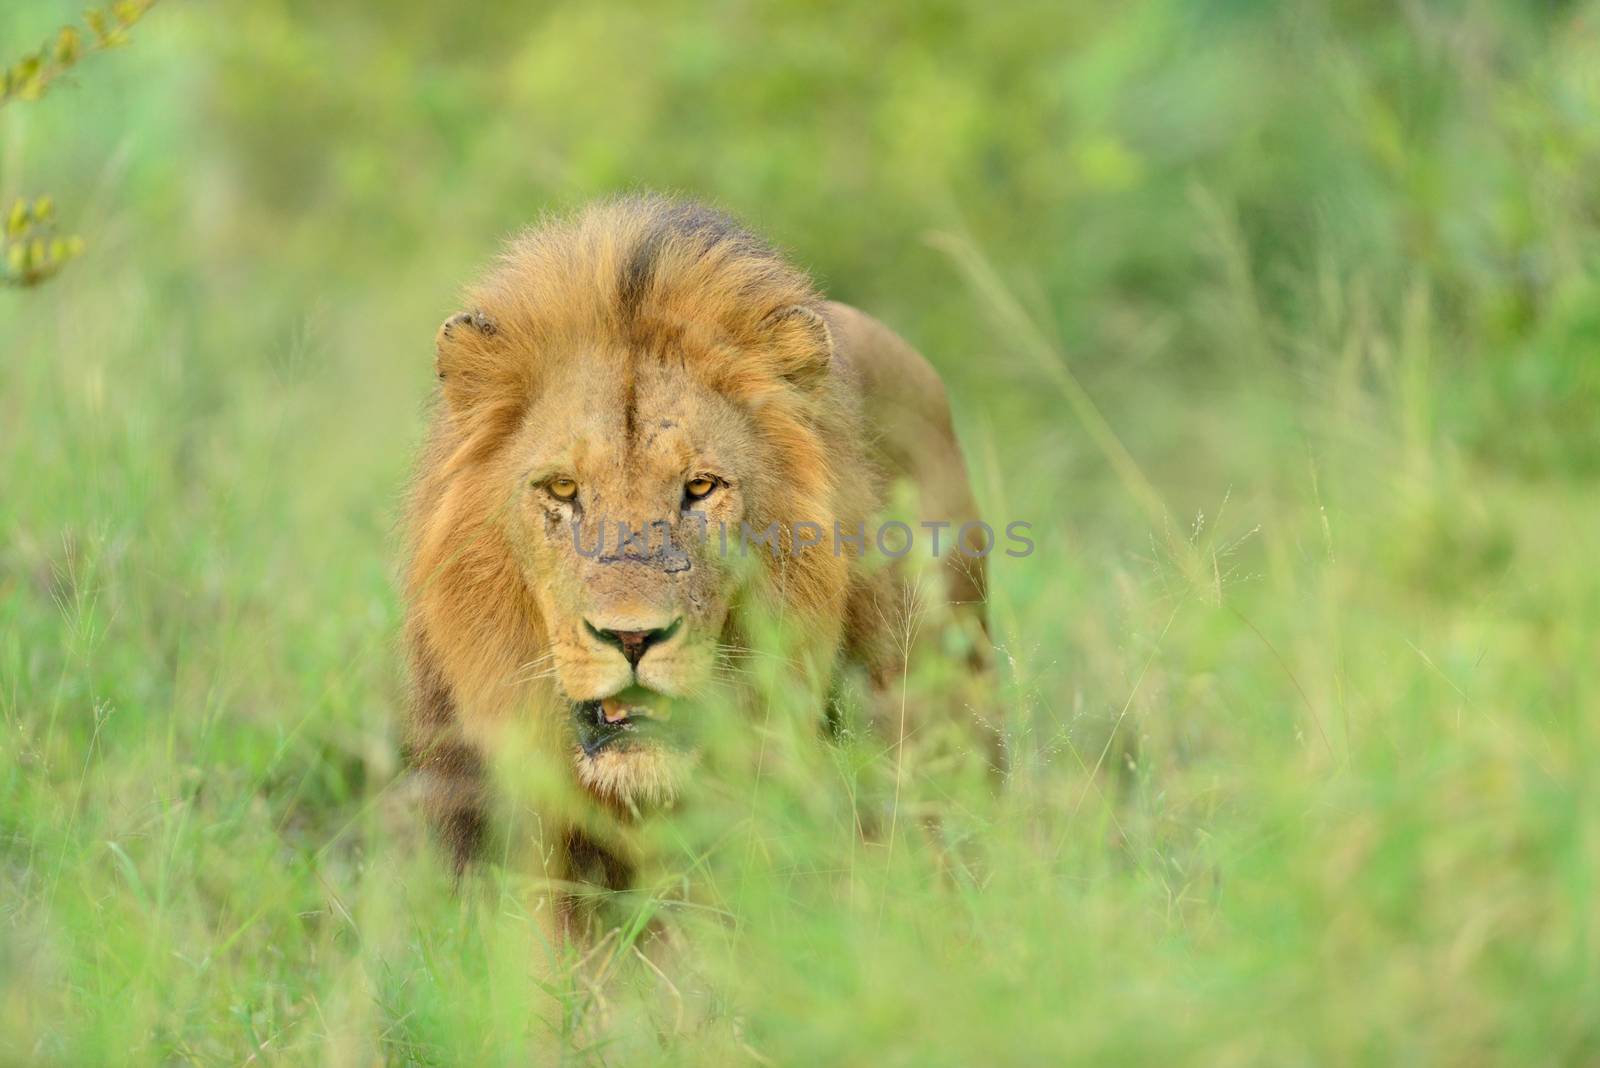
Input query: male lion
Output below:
<box><xmin>402</xmin><ymin>195</ymin><xmax>998</xmax><ymax>923</ymax></box>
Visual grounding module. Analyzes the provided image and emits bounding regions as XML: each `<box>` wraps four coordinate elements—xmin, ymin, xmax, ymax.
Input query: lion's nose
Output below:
<box><xmin>584</xmin><ymin>617</ymin><xmax>683</xmax><ymax>668</ymax></box>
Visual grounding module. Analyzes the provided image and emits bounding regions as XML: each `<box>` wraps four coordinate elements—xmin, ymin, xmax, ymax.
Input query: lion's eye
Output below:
<box><xmin>546</xmin><ymin>477</ymin><xmax>579</xmax><ymax>502</ymax></box>
<box><xmin>685</xmin><ymin>476</ymin><xmax>718</xmax><ymax>502</ymax></box>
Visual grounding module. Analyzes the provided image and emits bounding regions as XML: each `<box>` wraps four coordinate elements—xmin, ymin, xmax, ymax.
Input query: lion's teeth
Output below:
<box><xmin>600</xmin><ymin>698</ymin><xmax>630</xmax><ymax>724</ymax></box>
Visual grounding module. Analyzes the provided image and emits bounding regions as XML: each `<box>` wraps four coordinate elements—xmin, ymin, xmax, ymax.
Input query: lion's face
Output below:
<box><xmin>500</xmin><ymin>344</ymin><xmax>763</xmax><ymax>800</ymax></box>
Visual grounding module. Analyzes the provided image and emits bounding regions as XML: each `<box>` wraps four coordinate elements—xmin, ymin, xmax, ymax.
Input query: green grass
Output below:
<box><xmin>4</xmin><ymin>1</ymin><xmax>1600</xmax><ymax>1063</ymax></box>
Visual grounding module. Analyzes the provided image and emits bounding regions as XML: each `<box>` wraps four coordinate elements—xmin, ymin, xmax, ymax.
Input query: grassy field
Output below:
<box><xmin>4</xmin><ymin>1</ymin><xmax>1600</xmax><ymax>1064</ymax></box>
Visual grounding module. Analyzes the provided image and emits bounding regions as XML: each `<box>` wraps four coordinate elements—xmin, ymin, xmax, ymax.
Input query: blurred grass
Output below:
<box><xmin>4</xmin><ymin>0</ymin><xmax>1600</xmax><ymax>1064</ymax></box>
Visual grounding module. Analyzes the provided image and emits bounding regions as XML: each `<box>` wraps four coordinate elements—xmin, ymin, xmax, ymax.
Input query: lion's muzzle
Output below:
<box><xmin>583</xmin><ymin>617</ymin><xmax>682</xmax><ymax>668</ymax></box>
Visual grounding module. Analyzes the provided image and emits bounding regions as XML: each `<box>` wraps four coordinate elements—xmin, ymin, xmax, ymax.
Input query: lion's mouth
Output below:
<box><xmin>572</xmin><ymin>688</ymin><xmax>677</xmax><ymax>757</ymax></box>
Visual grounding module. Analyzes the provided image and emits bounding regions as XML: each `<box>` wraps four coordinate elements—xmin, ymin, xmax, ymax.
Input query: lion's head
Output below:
<box><xmin>405</xmin><ymin>197</ymin><xmax>869</xmax><ymax>816</ymax></box>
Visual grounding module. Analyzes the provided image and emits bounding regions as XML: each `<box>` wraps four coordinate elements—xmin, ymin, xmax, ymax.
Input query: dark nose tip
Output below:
<box><xmin>584</xmin><ymin>618</ymin><xmax>682</xmax><ymax>667</ymax></box>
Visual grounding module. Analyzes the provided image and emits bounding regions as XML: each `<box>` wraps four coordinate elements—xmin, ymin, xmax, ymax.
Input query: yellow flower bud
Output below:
<box><xmin>55</xmin><ymin>27</ymin><xmax>81</xmax><ymax>66</ymax></box>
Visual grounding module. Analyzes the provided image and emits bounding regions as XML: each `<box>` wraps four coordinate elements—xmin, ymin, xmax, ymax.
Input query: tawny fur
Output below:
<box><xmin>400</xmin><ymin>195</ymin><xmax>994</xmax><ymax>905</ymax></box>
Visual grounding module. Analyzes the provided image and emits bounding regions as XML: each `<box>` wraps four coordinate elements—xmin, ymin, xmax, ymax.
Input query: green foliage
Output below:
<box><xmin>3</xmin><ymin>1</ymin><xmax>1600</xmax><ymax>1063</ymax></box>
<box><xmin>0</xmin><ymin>1</ymin><xmax>157</xmax><ymax>106</ymax></box>
<box><xmin>0</xmin><ymin>0</ymin><xmax>159</xmax><ymax>287</ymax></box>
<box><xmin>3</xmin><ymin>195</ymin><xmax>84</xmax><ymax>285</ymax></box>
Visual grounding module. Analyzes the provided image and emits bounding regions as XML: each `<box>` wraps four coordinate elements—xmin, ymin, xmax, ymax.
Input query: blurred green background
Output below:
<box><xmin>4</xmin><ymin>1</ymin><xmax>1600</xmax><ymax>1064</ymax></box>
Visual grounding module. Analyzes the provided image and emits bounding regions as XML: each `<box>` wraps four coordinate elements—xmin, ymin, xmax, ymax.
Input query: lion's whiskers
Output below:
<box><xmin>714</xmin><ymin>643</ymin><xmax>801</xmax><ymax>670</ymax></box>
<box><xmin>509</xmin><ymin>652</ymin><xmax>561</xmax><ymax>686</ymax></box>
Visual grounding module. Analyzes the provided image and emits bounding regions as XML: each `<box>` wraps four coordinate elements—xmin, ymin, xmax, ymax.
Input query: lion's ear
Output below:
<box><xmin>434</xmin><ymin>309</ymin><xmax>517</xmax><ymax>414</ymax></box>
<box><xmin>762</xmin><ymin>304</ymin><xmax>833</xmax><ymax>390</ymax></box>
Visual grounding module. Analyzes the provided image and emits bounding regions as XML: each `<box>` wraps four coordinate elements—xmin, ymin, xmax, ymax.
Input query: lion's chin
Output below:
<box><xmin>573</xmin><ymin>743</ymin><xmax>692</xmax><ymax>812</ymax></box>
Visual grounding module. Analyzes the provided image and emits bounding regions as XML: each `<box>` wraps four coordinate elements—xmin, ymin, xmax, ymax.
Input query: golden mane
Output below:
<box><xmin>433</xmin><ymin>196</ymin><xmax>829</xmax><ymax>423</ymax></box>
